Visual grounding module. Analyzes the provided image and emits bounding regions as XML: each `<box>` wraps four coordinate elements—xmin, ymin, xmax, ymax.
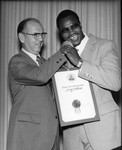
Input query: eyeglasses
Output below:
<box><xmin>61</xmin><ymin>23</ymin><xmax>80</xmax><ymax>34</ymax></box>
<box><xmin>22</xmin><ymin>32</ymin><xmax>47</xmax><ymax>39</ymax></box>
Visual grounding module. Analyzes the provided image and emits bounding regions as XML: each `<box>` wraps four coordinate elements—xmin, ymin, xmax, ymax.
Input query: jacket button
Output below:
<box><xmin>55</xmin><ymin>116</ymin><xmax>57</xmax><ymax>119</ymax></box>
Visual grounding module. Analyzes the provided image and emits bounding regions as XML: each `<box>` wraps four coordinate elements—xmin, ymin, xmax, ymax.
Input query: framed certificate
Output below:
<box><xmin>52</xmin><ymin>68</ymin><xmax>100</xmax><ymax>127</ymax></box>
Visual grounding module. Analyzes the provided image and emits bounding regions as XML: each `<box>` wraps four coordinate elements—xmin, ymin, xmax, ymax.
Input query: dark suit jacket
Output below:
<box><xmin>7</xmin><ymin>50</ymin><xmax>66</xmax><ymax>150</ymax></box>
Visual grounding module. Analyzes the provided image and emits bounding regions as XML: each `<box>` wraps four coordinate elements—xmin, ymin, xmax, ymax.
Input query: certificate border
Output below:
<box><xmin>53</xmin><ymin>68</ymin><xmax>100</xmax><ymax>127</ymax></box>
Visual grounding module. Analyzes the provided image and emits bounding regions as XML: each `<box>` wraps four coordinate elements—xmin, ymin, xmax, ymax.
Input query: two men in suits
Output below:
<box><xmin>57</xmin><ymin>10</ymin><xmax>121</xmax><ymax>150</ymax></box>
<box><xmin>7</xmin><ymin>18</ymin><xmax>69</xmax><ymax>150</ymax></box>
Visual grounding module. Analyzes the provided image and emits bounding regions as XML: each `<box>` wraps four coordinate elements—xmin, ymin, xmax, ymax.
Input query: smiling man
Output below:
<box><xmin>57</xmin><ymin>12</ymin><xmax>84</xmax><ymax>47</ymax></box>
<box><xmin>7</xmin><ymin>18</ymin><xmax>68</xmax><ymax>150</ymax></box>
<box><xmin>57</xmin><ymin>10</ymin><xmax>121</xmax><ymax>150</ymax></box>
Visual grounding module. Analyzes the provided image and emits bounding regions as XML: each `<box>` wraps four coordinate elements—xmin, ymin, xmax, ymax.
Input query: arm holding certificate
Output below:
<box><xmin>55</xmin><ymin>9</ymin><xmax>121</xmax><ymax>150</ymax></box>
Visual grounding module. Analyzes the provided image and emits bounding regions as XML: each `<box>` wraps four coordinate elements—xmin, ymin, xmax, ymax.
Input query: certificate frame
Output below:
<box><xmin>52</xmin><ymin>68</ymin><xmax>100</xmax><ymax>127</ymax></box>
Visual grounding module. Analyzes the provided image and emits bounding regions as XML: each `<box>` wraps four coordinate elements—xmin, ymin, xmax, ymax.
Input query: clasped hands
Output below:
<box><xmin>60</xmin><ymin>43</ymin><xmax>83</xmax><ymax>68</ymax></box>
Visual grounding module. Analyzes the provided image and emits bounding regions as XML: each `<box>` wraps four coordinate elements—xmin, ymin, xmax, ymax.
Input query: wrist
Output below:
<box><xmin>77</xmin><ymin>59</ymin><xmax>83</xmax><ymax>68</ymax></box>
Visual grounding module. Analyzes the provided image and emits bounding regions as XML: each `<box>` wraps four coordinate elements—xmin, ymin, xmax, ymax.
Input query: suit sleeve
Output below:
<box><xmin>78</xmin><ymin>40</ymin><xmax>121</xmax><ymax>91</ymax></box>
<box><xmin>9</xmin><ymin>51</ymin><xmax>66</xmax><ymax>85</ymax></box>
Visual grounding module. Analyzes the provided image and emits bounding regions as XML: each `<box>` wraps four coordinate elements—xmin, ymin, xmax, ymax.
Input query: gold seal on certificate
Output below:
<box><xmin>53</xmin><ymin>68</ymin><xmax>100</xmax><ymax>127</ymax></box>
<box><xmin>72</xmin><ymin>99</ymin><xmax>81</xmax><ymax>114</ymax></box>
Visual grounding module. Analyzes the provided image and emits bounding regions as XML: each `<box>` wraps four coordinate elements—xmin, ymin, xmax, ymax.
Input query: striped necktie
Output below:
<box><xmin>36</xmin><ymin>56</ymin><xmax>42</xmax><ymax>66</ymax></box>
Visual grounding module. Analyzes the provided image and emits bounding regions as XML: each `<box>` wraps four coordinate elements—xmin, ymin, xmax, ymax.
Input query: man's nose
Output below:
<box><xmin>68</xmin><ymin>26</ymin><xmax>75</xmax><ymax>33</ymax></box>
<box><xmin>37</xmin><ymin>36</ymin><xmax>43</xmax><ymax>41</ymax></box>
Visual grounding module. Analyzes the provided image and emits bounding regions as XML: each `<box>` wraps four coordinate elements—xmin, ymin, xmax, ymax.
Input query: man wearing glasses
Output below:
<box><xmin>7</xmin><ymin>18</ymin><xmax>67</xmax><ymax>150</ymax></box>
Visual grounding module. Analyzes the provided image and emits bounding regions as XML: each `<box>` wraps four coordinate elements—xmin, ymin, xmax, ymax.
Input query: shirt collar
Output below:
<box><xmin>22</xmin><ymin>48</ymin><xmax>38</xmax><ymax>64</ymax></box>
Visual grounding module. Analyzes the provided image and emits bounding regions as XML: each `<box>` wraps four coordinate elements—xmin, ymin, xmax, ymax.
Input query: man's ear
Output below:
<box><xmin>18</xmin><ymin>33</ymin><xmax>25</xmax><ymax>43</ymax></box>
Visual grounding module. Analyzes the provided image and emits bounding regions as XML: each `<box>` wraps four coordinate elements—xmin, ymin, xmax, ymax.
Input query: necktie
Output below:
<box><xmin>36</xmin><ymin>56</ymin><xmax>42</xmax><ymax>66</ymax></box>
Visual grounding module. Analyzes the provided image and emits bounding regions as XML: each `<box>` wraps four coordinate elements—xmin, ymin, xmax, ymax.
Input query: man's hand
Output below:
<box><xmin>60</xmin><ymin>41</ymin><xmax>73</xmax><ymax>54</ymax></box>
<box><xmin>65</xmin><ymin>47</ymin><xmax>82</xmax><ymax>67</ymax></box>
<box><xmin>60</xmin><ymin>44</ymin><xmax>82</xmax><ymax>67</ymax></box>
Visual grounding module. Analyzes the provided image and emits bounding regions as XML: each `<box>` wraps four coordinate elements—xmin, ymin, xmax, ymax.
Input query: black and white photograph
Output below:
<box><xmin>0</xmin><ymin>0</ymin><xmax>121</xmax><ymax>150</ymax></box>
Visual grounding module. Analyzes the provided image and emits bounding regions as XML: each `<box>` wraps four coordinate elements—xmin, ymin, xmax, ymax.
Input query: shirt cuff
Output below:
<box><xmin>77</xmin><ymin>59</ymin><xmax>83</xmax><ymax>68</ymax></box>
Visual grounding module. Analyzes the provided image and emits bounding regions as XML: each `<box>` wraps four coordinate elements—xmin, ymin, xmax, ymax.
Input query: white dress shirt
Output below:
<box><xmin>76</xmin><ymin>33</ymin><xmax>89</xmax><ymax>56</ymax></box>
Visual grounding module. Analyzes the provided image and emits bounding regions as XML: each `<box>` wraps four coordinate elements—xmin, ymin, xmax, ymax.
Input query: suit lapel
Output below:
<box><xmin>19</xmin><ymin>50</ymin><xmax>38</xmax><ymax>66</ymax></box>
<box><xmin>80</xmin><ymin>34</ymin><xmax>96</xmax><ymax>62</ymax></box>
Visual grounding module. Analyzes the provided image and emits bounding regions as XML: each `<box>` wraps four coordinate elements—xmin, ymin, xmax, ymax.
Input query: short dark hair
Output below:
<box><xmin>17</xmin><ymin>18</ymin><xmax>41</xmax><ymax>35</ymax></box>
<box><xmin>56</xmin><ymin>9</ymin><xmax>80</xmax><ymax>29</ymax></box>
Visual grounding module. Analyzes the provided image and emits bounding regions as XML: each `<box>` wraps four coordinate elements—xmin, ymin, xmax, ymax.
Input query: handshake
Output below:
<box><xmin>60</xmin><ymin>41</ymin><xmax>83</xmax><ymax>68</ymax></box>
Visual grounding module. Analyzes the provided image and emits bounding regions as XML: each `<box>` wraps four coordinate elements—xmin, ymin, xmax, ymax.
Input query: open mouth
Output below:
<box><xmin>69</xmin><ymin>34</ymin><xmax>79</xmax><ymax>41</ymax></box>
<box><xmin>68</xmin><ymin>33</ymin><xmax>81</xmax><ymax>46</ymax></box>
